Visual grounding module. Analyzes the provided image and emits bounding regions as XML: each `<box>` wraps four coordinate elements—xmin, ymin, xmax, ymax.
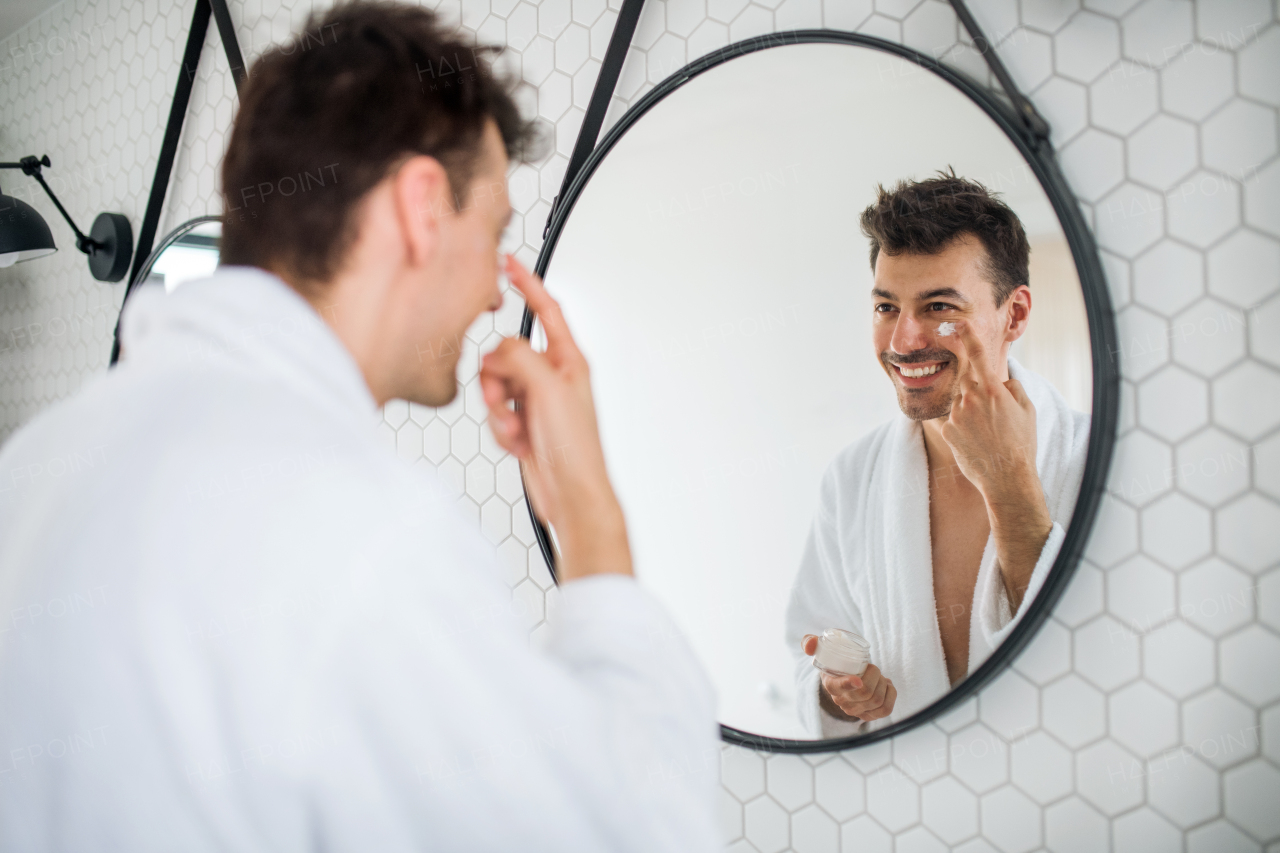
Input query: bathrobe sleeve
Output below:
<box><xmin>971</xmin><ymin>379</ymin><xmax>1090</xmax><ymax>657</ymax></box>
<box><xmin>283</xmin><ymin>493</ymin><xmax>723</xmax><ymax>853</ymax></box>
<box><xmin>785</xmin><ymin>499</ymin><xmax>867</xmax><ymax>739</ymax></box>
<box><xmin>972</xmin><ymin>521</ymin><xmax>1067</xmax><ymax>651</ymax></box>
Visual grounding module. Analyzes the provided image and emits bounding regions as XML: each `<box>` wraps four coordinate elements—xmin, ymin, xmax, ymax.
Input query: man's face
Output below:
<box><xmin>871</xmin><ymin>235</ymin><xmax>1027</xmax><ymax>421</ymax></box>
<box><xmin>410</xmin><ymin>121</ymin><xmax>512</xmax><ymax>406</ymax></box>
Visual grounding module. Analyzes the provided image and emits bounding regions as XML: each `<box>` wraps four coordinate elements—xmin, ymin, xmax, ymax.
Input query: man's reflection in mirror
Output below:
<box><xmin>786</xmin><ymin>172</ymin><xmax>1090</xmax><ymax>737</ymax></box>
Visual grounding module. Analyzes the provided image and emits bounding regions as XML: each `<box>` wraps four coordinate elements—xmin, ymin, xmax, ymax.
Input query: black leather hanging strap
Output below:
<box><xmin>126</xmin><ymin>0</ymin><xmax>210</xmax><ymax>294</ymax></box>
<box><xmin>210</xmin><ymin>0</ymin><xmax>247</xmax><ymax>91</ymax></box>
<box><xmin>525</xmin><ymin>0</ymin><xmax>645</xmax><ymax>579</ymax></box>
<box><xmin>111</xmin><ymin>0</ymin><xmax>246</xmax><ymax>364</ymax></box>
<box><xmin>947</xmin><ymin>0</ymin><xmax>1050</xmax><ymax>148</ymax></box>
<box><xmin>542</xmin><ymin>0</ymin><xmax>646</xmax><ymax>239</ymax></box>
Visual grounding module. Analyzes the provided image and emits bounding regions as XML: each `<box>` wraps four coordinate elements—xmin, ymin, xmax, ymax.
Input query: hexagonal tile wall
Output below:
<box><xmin>2</xmin><ymin>0</ymin><xmax>1278</xmax><ymax>850</ymax></box>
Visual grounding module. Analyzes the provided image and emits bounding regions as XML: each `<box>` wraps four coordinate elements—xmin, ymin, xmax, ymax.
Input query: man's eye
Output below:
<box><xmin>929</xmin><ymin>303</ymin><xmax>954</xmax><ymax>312</ymax></box>
<box><xmin>874</xmin><ymin>304</ymin><xmax>895</xmax><ymax>313</ymax></box>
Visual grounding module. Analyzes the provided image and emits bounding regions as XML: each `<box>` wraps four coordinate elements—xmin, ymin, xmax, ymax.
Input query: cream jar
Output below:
<box><xmin>812</xmin><ymin>628</ymin><xmax>870</xmax><ymax>677</ymax></box>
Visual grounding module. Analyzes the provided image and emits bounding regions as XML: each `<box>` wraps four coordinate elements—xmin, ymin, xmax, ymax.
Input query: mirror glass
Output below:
<box><xmin>535</xmin><ymin>42</ymin><xmax>1093</xmax><ymax>742</ymax></box>
<box><xmin>138</xmin><ymin>219</ymin><xmax>221</xmax><ymax>292</ymax></box>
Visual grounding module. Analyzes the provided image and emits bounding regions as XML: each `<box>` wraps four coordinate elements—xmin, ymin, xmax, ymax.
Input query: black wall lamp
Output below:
<box><xmin>0</xmin><ymin>154</ymin><xmax>133</xmax><ymax>282</ymax></box>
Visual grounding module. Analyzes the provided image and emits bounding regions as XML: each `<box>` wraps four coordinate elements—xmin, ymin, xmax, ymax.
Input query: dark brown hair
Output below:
<box><xmin>859</xmin><ymin>170</ymin><xmax>1030</xmax><ymax>305</ymax></box>
<box><xmin>220</xmin><ymin>1</ymin><xmax>541</xmax><ymax>290</ymax></box>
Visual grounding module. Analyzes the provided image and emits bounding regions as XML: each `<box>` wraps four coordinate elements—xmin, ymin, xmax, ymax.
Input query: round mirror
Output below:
<box><xmin>134</xmin><ymin>216</ymin><xmax>221</xmax><ymax>293</ymax></box>
<box><xmin>528</xmin><ymin>35</ymin><xmax>1114</xmax><ymax>749</ymax></box>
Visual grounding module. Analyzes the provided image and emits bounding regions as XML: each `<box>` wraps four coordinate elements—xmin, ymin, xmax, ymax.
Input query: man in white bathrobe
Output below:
<box><xmin>0</xmin><ymin>4</ymin><xmax>720</xmax><ymax>850</ymax></box>
<box><xmin>786</xmin><ymin>173</ymin><xmax>1090</xmax><ymax>737</ymax></box>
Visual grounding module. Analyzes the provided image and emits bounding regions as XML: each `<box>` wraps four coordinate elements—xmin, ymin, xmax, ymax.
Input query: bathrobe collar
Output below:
<box><xmin>118</xmin><ymin>265</ymin><xmax>379</xmax><ymax>430</ymax></box>
<box><xmin>879</xmin><ymin>409</ymin><xmax>952</xmax><ymax>714</ymax></box>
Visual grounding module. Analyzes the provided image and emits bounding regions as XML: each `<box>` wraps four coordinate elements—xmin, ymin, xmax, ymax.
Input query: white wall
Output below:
<box><xmin>1</xmin><ymin>0</ymin><xmax>1278</xmax><ymax>850</ymax></box>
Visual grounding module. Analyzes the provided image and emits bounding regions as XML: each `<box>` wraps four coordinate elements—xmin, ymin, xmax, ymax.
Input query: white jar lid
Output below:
<box><xmin>812</xmin><ymin>627</ymin><xmax>870</xmax><ymax>677</ymax></box>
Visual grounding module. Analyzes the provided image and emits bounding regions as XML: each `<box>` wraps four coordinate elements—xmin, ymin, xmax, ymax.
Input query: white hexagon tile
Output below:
<box><xmin>2</xmin><ymin>0</ymin><xmax>1279</xmax><ymax>850</ymax></box>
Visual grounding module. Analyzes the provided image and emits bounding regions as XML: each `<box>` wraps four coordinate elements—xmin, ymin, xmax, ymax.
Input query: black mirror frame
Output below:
<box><xmin>519</xmin><ymin>29</ymin><xmax>1119</xmax><ymax>753</ymax></box>
<box><xmin>128</xmin><ymin>215</ymin><xmax>222</xmax><ymax>288</ymax></box>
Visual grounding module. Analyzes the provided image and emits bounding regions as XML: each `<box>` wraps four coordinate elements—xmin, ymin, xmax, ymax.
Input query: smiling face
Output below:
<box><xmin>872</xmin><ymin>235</ymin><xmax>1030</xmax><ymax>421</ymax></box>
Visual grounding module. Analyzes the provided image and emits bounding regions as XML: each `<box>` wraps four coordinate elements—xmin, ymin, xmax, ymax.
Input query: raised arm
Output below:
<box><xmin>479</xmin><ymin>255</ymin><xmax>631</xmax><ymax>584</ymax></box>
<box><xmin>938</xmin><ymin>320</ymin><xmax>1053</xmax><ymax>612</ymax></box>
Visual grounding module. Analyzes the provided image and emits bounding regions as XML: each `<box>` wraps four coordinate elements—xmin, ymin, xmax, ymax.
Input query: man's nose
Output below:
<box><xmin>889</xmin><ymin>313</ymin><xmax>931</xmax><ymax>354</ymax></box>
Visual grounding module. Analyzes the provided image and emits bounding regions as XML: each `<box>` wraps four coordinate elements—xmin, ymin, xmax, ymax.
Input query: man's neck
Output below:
<box><xmin>278</xmin><ymin>265</ymin><xmax>401</xmax><ymax>407</ymax></box>
<box><xmin>920</xmin><ymin>417</ymin><xmax>959</xmax><ymax>482</ymax></box>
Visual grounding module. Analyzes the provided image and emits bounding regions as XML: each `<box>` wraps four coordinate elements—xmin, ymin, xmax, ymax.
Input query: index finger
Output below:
<box><xmin>950</xmin><ymin>319</ymin><xmax>999</xmax><ymax>390</ymax></box>
<box><xmin>505</xmin><ymin>254</ymin><xmax>582</xmax><ymax>363</ymax></box>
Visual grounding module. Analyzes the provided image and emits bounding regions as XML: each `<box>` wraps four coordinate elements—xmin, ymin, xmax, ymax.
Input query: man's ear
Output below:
<box><xmin>393</xmin><ymin>155</ymin><xmax>451</xmax><ymax>269</ymax></box>
<box><xmin>1004</xmin><ymin>285</ymin><xmax>1032</xmax><ymax>343</ymax></box>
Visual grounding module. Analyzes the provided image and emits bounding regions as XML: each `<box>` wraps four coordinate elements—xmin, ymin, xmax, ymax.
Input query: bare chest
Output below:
<box><xmin>929</xmin><ymin>481</ymin><xmax>991</xmax><ymax>685</ymax></box>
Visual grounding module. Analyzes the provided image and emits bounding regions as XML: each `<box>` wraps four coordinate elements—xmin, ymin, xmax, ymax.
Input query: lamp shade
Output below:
<box><xmin>0</xmin><ymin>191</ymin><xmax>57</xmax><ymax>268</ymax></box>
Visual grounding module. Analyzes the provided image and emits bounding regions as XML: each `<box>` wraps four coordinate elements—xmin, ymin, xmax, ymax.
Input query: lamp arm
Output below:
<box><xmin>0</xmin><ymin>156</ymin><xmax>98</xmax><ymax>255</ymax></box>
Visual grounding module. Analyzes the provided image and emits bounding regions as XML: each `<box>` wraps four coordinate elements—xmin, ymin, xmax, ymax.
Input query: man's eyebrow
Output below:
<box><xmin>916</xmin><ymin>287</ymin><xmax>970</xmax><ymax>303</ymax></box>
<box><xmin>870</xmin><ymin>286</ymin><xmax>972</xmax><ymax>303</ymax></box>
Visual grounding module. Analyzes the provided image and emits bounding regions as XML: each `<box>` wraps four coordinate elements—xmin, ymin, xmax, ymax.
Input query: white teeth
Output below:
<box><xmin>899</xmin><ymin>364</ymin><xmax>941</xmax><ymax>378</ymax></box>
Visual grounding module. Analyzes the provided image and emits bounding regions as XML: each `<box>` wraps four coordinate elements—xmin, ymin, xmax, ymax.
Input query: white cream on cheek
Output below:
<box><xmin>937</xmin><ymin>321</ymin><xmax>956</xmax><ymax>336</ymax></box>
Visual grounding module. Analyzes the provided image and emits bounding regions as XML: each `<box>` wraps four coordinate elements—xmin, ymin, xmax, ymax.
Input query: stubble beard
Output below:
<box><xmin>413</xmin><ymin>352</ymin><xmax>462</xmax><ymax>408</ymax></box>
<box><xmin>882</xmin><ymin>349</ymin><xmax>958</xmax><ymax>422</ymax></box>
<box><xmin>895</xmin><ymin>382</ymin><xmax>955</xmax><ymax>421</ymax></box>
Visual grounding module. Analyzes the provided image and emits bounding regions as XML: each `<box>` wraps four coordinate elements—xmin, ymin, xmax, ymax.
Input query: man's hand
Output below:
<box><xmin>802</xmin><ymin>635</ymin><xmax>897</xmax><ymax>722</ymax></box>
<box><xmin>938</xmin><ymin>320</ymin><xmax>1053</xmax><ymax>610</ymax></box>
<box><xmin>938</xmin><ymin>319</ymin><xmax>1038</xmax><ymax>497</ymax></box>
<box><xmin>479</xmin><ymin>256</ymin><xmax>632</xmax><ymax>581</ymax></box>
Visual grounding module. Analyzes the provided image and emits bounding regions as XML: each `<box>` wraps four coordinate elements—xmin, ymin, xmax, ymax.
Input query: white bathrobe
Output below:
<box><xmin>0</xmin><ymin>267</ymin><xmax>720</xmax><ymax>852</ymax></box>
<box><xmin>785</xmin><ymin>358</ymin><xmax>1089</xmax><ymax>738</ymax></box>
